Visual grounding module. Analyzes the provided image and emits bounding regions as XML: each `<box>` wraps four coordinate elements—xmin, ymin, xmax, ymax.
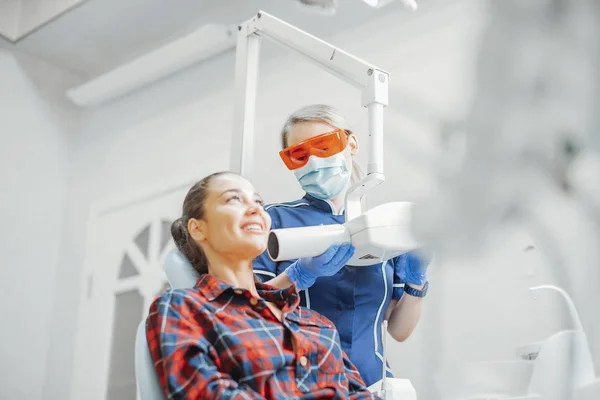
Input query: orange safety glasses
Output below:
<box><xmin>279</xmin><ymin>129</ymin><xmax>348</xmax><ymax>170</ymax></box>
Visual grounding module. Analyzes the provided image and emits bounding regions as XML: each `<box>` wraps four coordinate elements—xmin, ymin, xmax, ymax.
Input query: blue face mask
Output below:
<box><xmin>294</xmin><ymin>152</ymin><xmax>351</xmax><ymax>200</ymax></box>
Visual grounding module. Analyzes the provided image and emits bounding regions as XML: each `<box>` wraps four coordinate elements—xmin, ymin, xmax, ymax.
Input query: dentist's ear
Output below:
<box><xmin>348</xmin><ymin>135</ymin><xmax>359</xmax><ymax>156</ymax></box>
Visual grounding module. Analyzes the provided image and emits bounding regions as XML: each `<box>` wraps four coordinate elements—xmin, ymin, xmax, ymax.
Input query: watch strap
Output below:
<box><xmin>404</xmin><ymin>281</ymin><xmax>429</xmax><ymax>298</ymax></box>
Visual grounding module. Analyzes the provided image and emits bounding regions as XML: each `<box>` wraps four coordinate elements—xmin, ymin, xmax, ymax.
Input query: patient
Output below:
<box><xmin>146</xmin><ymin>171</ymin><xmax>380</xmax><ymax>399</ymax></box>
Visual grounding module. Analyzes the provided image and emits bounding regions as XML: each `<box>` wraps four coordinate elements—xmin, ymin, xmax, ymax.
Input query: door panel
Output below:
<box><xmin>71</xmin><ymin>185</ymin><xmax>188</xmax><ymax>400</ymax></box>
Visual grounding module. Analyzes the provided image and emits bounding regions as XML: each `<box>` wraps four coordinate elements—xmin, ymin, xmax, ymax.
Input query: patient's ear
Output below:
<box><xmin>187</xmin><ymin>218</ymin><xmax>207</xmax><ymax>242</ymax></box>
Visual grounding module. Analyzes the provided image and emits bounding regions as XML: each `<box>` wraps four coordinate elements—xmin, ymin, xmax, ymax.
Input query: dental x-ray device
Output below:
<box><xmin>231</xmin><ymin>10</ymin><xmax>422</xmax><ymax>267</ymax></box>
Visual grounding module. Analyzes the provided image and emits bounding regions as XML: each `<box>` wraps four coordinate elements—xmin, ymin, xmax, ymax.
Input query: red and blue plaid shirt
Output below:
<box><xmin>146</xmin><ymin>274</ymin><xmax>381</xmax><ymax>399</ymax></box>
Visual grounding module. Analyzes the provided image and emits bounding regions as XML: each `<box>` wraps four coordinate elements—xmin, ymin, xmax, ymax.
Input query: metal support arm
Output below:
<box><xmin>231</xmin><ymin>10</ymin><xmax>389</xmax><ymax>220</ymax></box>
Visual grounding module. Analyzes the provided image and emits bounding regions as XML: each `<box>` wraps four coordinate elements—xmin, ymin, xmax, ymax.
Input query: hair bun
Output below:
<box><xmin>171</xmin><ymin>218</ymin><xmax>188</xmax><ymax>249</ymax></box>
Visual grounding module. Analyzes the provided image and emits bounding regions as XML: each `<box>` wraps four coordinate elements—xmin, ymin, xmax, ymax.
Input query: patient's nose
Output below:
<box><xmin>246</xmin><ymin>202</ymin><xmax>261</xmax><ymax>215</ymax></box>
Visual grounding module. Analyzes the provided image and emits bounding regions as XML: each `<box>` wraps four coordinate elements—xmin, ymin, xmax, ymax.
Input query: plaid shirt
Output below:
<box><xmin>146</xmin><ymin>274</ymin><xmax>381</xmax><ymax>400</ymax></box>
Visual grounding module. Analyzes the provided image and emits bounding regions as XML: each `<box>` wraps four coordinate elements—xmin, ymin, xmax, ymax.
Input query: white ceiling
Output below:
<box><xmin>7</xmin><ymin>0</ymin><xmax>432</xmax><ymax>79</ymax></box>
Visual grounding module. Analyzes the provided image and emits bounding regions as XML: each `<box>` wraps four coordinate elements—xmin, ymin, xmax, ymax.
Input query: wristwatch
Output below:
<box><xmin>404</xmin><ymin>281</ymin><xmax>429</xmax><ymax>298</ymax></box>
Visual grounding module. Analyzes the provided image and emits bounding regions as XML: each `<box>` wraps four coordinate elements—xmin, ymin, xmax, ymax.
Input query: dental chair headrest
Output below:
<box><xmin>164</xmin><ymin>249</ymin><xmax>198</xmax><ymax>289</ymax></box>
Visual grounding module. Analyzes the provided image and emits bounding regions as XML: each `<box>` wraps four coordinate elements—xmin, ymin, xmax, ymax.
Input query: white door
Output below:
<box><xmin>70</xmin><ymin>183</ymin><xmax>191</xmax><ymax>400</ymax></box>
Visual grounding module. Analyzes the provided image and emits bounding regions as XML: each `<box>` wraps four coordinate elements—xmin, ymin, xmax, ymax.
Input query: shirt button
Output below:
<box><xmin>299</xmin><ymin>356</ymin><xmax>308</xmax><ymax>367</ymax></box>
<box><xmin>234</xmin><ymin>289</ymin><xmax>242</xmax><ymax>295</ymax></box>
<box><xmin>249</xmin><ymin>298</ymin><xmax>259</xmax><ymax>306</ymax></box>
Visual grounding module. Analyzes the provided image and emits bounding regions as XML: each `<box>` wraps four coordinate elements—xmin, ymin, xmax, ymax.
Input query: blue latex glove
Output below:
<box><xmin>403</xmin><ymin>250</ymin><xmax>432</xmax><ymax>286</ymax></box>
<box><xmin>285</xmin><ymin>243</ymin><xmax>355</xmax><ymax>290</ymax></box>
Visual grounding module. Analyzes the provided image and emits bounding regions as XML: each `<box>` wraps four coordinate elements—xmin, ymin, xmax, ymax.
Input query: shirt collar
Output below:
<box><xmin>195</xmin><ymin>274</ymin><xmax>229</xmax><ymax>301</ymax></box>
<box><xmin>196</xmin><ymin>274</ymin><xmax>301</xmax><ymax>309</ymax></box>
<box><xmin>302</xmin><ymin>193</ymin><xmax>345</xmax><ymax>216</ymax></box>
<box><xmin>256</xmin><ymin>282</ymin><xmax>300</xmax><ymax>310</ymax></box>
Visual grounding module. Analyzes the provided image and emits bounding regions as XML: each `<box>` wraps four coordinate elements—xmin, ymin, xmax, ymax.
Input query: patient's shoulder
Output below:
<box><xmin>150</xmin><ymin>287</ymin><xmax>208</xmax><ymax>313</ymax></box>
<box><xmin>154</xmin><ymin>287</ymin><xmax>198</xmax><ymax>300</ymax></box>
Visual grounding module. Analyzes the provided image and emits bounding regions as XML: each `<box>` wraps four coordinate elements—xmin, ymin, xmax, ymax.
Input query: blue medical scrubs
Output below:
<box><xmin>253</xmin><ymin>193</ymin><xmax>409</xmax><ymax>387</ymax></box>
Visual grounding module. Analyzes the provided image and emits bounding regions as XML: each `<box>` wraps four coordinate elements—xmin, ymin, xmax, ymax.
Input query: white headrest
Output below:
<box><xmin>164</xmin><ymin>249</ymin><xmax>198</xmax><ymax>289</ymax></box>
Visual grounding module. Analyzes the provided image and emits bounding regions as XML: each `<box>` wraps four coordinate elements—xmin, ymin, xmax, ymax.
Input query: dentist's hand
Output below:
<box><xmin>403</xmin><ymin>250</ymin><xmax>432</xmax><ymax>286</ymax></box>
<box><xmin>285</xmin><ymin>243</ymin><xmax>355</xmax><ymax>290</ymax></box>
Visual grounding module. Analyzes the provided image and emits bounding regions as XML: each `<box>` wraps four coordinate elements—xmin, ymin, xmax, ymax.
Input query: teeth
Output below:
<box><xmin>244</xmin><ymin>224</ymin><xmax>262</xmax><ymax>231</ymax></box>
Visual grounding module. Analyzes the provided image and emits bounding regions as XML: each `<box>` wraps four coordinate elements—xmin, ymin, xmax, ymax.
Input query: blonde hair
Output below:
<box><xmin>280</xmin><ymin>104</ymin><xmax>364</xmax><ymax>185</ymax></box>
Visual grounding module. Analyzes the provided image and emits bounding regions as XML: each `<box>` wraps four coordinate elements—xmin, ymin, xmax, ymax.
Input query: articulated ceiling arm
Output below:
<box><xmin>230</xmin><ymin>11</ymin><xmax>389</xmax><ymax>221</ymax></box>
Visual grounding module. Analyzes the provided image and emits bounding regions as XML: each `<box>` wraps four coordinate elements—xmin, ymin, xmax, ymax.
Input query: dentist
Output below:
<box><xmin>253</xmin><ymin>104</ymin><xmax>431</xmax><ymax>386</ymax></box>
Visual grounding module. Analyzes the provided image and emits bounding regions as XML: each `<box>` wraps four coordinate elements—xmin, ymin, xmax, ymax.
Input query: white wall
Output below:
<box><xmin>18</xmin><ymin>0</ymin><xmax>85</xmax><ymax>39</ymax></box>
<box><xmin>0</xmin><ymin>0</ymin><xmax>19</xmax><ymax>40</ymax></box>
<box><xmin>42</xmin><ymin>1</ymin><xmax>593</xmax><ymax>399</ymax></box>
<box><xmin>0</xmin><ymin>0</ymin><xmax>85</xmax><ymax>41</ymax></box>
<box><xmin>0</xmin><ymin>49</ymin><xmax>79</xmax><ymax>400</ymax></box>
